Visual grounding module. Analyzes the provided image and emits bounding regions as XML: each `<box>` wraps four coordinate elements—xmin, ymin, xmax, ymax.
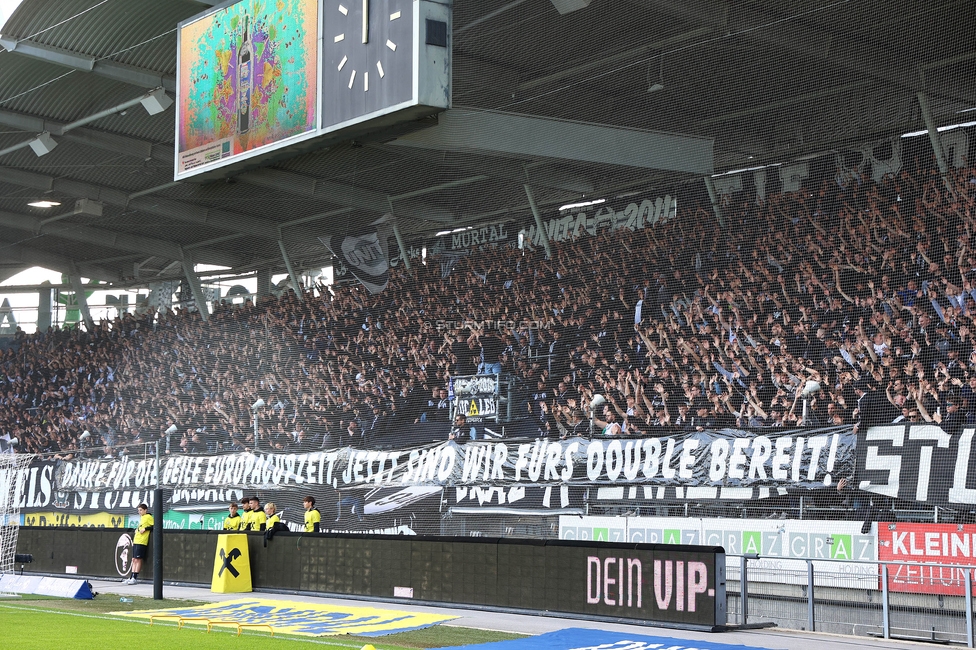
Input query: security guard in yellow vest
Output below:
<box><xmin>222</xmin><ymin>501</ymin><xmax>243</xmax><ymax>530</ymax></box>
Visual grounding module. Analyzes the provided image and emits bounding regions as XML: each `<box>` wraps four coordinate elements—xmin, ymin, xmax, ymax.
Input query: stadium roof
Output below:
<box><xmin>0</xmin><ymin>0</ymin><xmax>972</xmax><ymax>286</ymax></box>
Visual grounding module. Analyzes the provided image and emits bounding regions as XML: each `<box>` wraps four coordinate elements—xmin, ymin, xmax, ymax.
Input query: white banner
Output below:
<box><xmin>560</xmin><ymin>515</ymin><xmax>878</xmax><ymax>589</ymax></box>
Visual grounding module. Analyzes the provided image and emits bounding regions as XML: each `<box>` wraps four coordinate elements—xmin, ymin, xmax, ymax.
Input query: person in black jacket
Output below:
<box><xmin>853</xmin><ymin>377</ymin><xmax>900</xmax><ymax>433</ymax></box>
<box><xmin>546</xmin><ymin>328</ymin><xmax>570</xmax><ymax>379</ymax></box>
<box><xmin>480</xmin><ymin>332</ymin><xmax>504</xmax><ymax>375</ymax></box>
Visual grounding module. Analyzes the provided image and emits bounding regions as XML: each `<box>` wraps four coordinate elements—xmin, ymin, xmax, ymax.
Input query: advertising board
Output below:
<box><xmin>561</xmin><ymin>515</ymin><xmax>878</xmax><ymax>588</ymax></box>
<box><xmin>17</xmin><ymin>528</ymin><xmax>726</xmax><ymax>629</ymax></box>
<box><xmin>878</xmin><ymin>522</ymin><xmax>976</xmax><ymax>595</ymax></box>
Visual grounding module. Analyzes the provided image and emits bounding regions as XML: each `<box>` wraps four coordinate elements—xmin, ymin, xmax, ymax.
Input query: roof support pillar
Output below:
<box><xmin>256</xmin><ymin>269</ymin><xmax>272</xmax><ymax>299</ymax></box>
<box><xmin>392</xmin><ymin>221</ymin><xmax>411</xmax><ymax>271</ymax></box>
<box><xmin>68</xmin><ymin>273</ymin><xmax>94</xmax><ymax>331</ymax></box>
<box><xmin>278</xmin><ymin>240</ymin><xmax>304</xmax><ymax>302</ymax></box>
<box><xmin>703</xmin><ymin>176</ymin><xmax>725</xmax><ymax>229</ymax></box>
<box><xmin>523</xmin><ymin>184</ymin><xmax>552</xmax><ymax>260</ymax></box>
<box><xmin>180</xmin><ymin>250</ymin><xmax>210</xmax><ymax>321</ymax></box>
<box><xmin>37</xmin><ymin>285</ymin><xmax>53</xmax><ymax>332</ymax></box>
<box><xmin>916</xmin><ymin>91</ymin><xmax>955</xmax><ymax>198</ymax></box>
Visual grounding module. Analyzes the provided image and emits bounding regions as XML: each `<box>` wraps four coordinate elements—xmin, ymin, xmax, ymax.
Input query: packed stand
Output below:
<box><xmin>3</xmin><ymin>163</ymin><xmax>976</xmax><ymax>456</ymax></box>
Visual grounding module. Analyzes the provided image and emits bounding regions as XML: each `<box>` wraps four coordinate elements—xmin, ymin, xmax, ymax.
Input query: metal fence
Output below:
<box><xmin>729</xmin><ymin>555</ymin><xmax>976</xmax><ymax>646</ymax></box>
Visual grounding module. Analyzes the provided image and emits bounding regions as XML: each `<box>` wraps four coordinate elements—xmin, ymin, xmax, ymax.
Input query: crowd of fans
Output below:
<box><xmin>4</xmin><ymin>161</ymin><xmax>976</xmax><ymax>458</ymax></box>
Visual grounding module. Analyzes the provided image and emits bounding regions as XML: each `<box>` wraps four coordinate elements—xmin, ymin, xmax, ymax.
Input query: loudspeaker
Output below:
<box><xmin>73</xmin><ymin>198</ymin><xmax>103</xmax><ymax>217</ymax></box>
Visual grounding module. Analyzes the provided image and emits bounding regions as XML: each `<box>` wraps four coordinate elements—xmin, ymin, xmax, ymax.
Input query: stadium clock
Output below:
<box><xmin>321</xmin><ymin>0</ymin><xmax>451</xmax><ymax>131</ymax></box>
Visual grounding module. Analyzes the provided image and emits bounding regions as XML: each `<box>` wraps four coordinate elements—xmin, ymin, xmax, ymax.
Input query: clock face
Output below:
<box><xmin>322</xmin><ymin>0</ymin><xmax>415</xmax><ymax>128</ymax></box>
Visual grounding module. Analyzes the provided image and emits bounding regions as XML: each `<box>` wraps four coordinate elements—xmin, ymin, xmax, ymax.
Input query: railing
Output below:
<box><xmin>149</xmin><ymin>613</ymin><xmax>274</xmax><ymax>636</ymax></box>
<box><xmin>729</xmin><ymin>554</ymin><xmax>976</xmax><ymax>646</ymax></box>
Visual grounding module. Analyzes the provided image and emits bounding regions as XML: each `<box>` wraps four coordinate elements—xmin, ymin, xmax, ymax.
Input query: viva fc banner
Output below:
<box><xmin>319</xmin><ymin>223</ymin><xmax>392</xmax><ymax>294</ymax></box>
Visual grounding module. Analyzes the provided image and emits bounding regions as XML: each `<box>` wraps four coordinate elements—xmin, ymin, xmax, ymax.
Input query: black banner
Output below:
<box><xmin>36</xmin><ymin>423</ymin><xmax>976</xmax><ymax>531</ymax></box>
<box><xmin>11</xmin><ymin>426</ymin><xmax>859</xmax><ymax>520</ymax></box>
<box><xmin>451</xmin><ymin>374</ymin><xmax>500</xmax><ymax>423</ymax></box>
<box><xmin>54</xmin><ymin>424</ymin><xmax>976</xmax><ymax>536</ymax></box>
<box><xmin>41</xmin><ymin>428</ymin><xmax>851</xmax><ymax>494</ymax></box>
<box><xmin>447</xmin><ymin>484</ymin><xmax>586</xmax><ymax>512</ymax></box>
<box><xmin>855</xmin><ymin>424</ymin><xmax>976</xmax><ymax>506</ymax></box>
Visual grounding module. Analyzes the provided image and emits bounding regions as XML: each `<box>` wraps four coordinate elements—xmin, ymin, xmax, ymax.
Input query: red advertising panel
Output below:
<box><xmin>878</xmin><ymin>523</ymin><xmax>976</xmax><ymax>595</ymax></box>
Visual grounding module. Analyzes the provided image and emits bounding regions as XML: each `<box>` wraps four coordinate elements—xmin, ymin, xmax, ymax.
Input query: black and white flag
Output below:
<box><xmin>320</xmin><ymin>225</ymin><xmax>392</xmax><ymax>294</ymax></box>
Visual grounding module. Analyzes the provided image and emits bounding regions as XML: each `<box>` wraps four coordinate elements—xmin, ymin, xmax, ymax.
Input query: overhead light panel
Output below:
<box><xmin>28</xmin><ymin>132</ymin><xmax>57</xmax><ymax>157</ymax></box>
<box><xmin>559</xmin><ymin>198</ymin><xmax>605</xmax><ymax>211</ymax></box>
<box><xmin>901</xmin><ymin>120</ymin><xmax>976</xmax><ymax>138</ymax></box>
<box><xmin>550</xmin><ymin>0</ymin><xmax>591</xmax><ymax>14</ymax></box>
<box><xmin>140</xmin><ymin>88</ymin><xmax>173</xmax><ymax>116</ymax></box>
<box><xmin>27</xmin><ymin>199</ymin><xmax>61</xmax><ymax>208</ymax></box>
<box><xmin>435</xmin><ymin>226</ymin><xmax>473</xmax><ymax>236</ymax></box>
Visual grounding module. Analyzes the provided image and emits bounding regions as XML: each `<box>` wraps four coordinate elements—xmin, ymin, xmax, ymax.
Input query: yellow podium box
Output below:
<box><xmin>211</xmin><ymin>533</ymin><xmax>252</xmax><ymax>593</ymax></box>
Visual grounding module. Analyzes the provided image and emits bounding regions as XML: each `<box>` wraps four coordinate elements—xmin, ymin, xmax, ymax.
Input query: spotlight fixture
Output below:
<box><xmin>647</xmin><ymin>57</ymin><xmax>665</xmax><ymax>93</ymax></box>
<box><xmin>140</xmin><ymin>88</ymin><xmax>173</xmax><ymax>116</ymax></box>
<box><xmin>28</xmin><ymin>131</ymin><xmax>57</xmax><ymax>156</ymax></box>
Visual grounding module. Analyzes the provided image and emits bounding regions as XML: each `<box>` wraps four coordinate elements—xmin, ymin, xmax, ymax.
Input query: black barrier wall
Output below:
<box><xmin>16</xmin><ymin>527</ymin><xmax>727</xmax><ymax>629</ymax></box>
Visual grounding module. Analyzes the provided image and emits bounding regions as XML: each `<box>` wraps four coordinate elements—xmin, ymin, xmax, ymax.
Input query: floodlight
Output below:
<box><xmin>140</xmin><ymin>88</ymin><xmax>173</xmax><ymax>116</ymax></box>
<box><xmin>28</xmin><ymin>132</ymin><xmax>57</xmax><ymax>156</ymax></box>
<box><xmin>550</xmin><ymin>0</ymin><xmax>591</xmax><ymax>14</ymax></box>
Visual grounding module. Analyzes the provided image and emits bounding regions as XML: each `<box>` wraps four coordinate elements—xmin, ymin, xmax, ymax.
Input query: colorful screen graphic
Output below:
<box><xmin>177</xmin><ymin>0</ymin><xmax>318</xmax><ymax>177</ymax></box>
<box><xmin>116</xmin><ymin>598</ymin><xmax>457</xmax><ymax>636</ymax></box>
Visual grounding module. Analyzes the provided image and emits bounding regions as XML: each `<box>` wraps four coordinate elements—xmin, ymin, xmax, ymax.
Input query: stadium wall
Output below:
<box><xmin>15</xmin><ymin>526</ymin><xmax>727</xmax><ymax>629</ymax></box>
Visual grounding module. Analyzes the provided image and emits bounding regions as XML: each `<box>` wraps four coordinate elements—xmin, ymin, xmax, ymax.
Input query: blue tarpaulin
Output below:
<box><xmin>433</xmin><ymin>627</ymin><xmax>782</xmax><ymax>650</ymax></box>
